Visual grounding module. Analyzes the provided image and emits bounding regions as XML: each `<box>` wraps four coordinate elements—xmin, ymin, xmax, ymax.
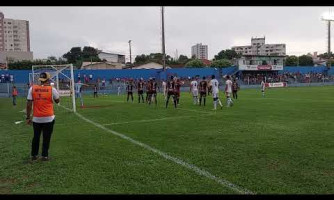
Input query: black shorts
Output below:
<box><xmin>138</xmin><ymin>90</ymin><xmax>143</xmax><ymax>95</ymax></box>
<box><xmin>167</xmin><ymin>91</ymin><xmax>175</xmax><ymax>96</ymax></box>
<box><xmin>200</xmin><ymin>92</ymin><xmax>207</xmax><ymax>97</ymax></box>
<box><xmin>127</xmin><ymin>92</ymin><xmax>133</xmax><ymax>95</ymax></box>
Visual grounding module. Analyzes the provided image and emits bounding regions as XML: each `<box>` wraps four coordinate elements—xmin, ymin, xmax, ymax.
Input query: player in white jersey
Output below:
<box><xmin>225</xmin><ymin>75</ymin><xmax>234</xmax><ymax>107</ymax></box>
<box><xmin>189</xmin><ymin>77</ymin><xmax>199</xmax><ymax>105</ymax></box>
<box><xmin>162</xmin><ymin>80</ymin><xmax>167</xmax><ymax>99</ymax></box>
<box><xmin>75</xmin><ymin>80</ymin><xmax>88</xmax><ymax>107</ymax></box>
<box><xmin>209</xmin><ymin>75</ymin><xmax>223</xmax><ymax>110</ymax></box>
<box><xmin>261</xmin><ymin>80</ymin><xmax>265</xmax><ymax>97</ymax></box>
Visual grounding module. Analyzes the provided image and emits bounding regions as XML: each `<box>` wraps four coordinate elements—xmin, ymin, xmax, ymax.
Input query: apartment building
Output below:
<box><xmin>0</xmin><ymin>11</ymin><xmax>33</xmax><ymax>64</ymax></box>
<box><xmin>191</xmin><ymin>43</ymin><xmax>208</xmax><ymax>59</ymax></box>
<box><xmin>232</xmin><ymin>37</ymin><xmax>286</xmax><ymax>56</ymax></box>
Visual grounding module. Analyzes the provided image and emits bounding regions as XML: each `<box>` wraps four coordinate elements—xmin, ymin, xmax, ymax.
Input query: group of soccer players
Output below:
<box><xmin>189</xmin><ymin>75</ymin><xmax>234</xmax><ymax>110</ymax></box>
<box><xmin>125</xmin><ymin>77</ymin><xmax>159</xmax><ymax>105</ymax></box>
<box><xmin>124</xmin><ymin>74</ymin><xmax>235</xmax><ymax>110</ymax></box>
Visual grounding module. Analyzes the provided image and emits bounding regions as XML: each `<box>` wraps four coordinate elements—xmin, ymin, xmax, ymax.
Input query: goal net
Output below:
<box><xmin>29</xmin><ymin>64</ymin><xmax>76</xmax><ymax>112</ymax></box>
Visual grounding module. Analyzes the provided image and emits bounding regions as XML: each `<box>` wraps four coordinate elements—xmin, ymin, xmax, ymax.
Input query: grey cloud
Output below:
<box><xmin>0</xmin><ymin>6</ymin><xmax>333</xmax><ymax>60</ymax></box>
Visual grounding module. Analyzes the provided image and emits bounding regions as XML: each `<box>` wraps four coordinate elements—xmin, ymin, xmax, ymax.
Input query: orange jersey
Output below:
<box><xmin>12</xmin><ymin>89</ymin><xmax>18</xmax><ymax>96</ymax></box>
<box><xmin>32</xmin><ymin>85</ymin><xmax>54</xmax><ymax>117</ymax></box>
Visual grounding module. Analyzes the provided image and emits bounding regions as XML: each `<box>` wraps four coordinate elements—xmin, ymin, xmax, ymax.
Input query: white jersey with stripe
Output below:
<box><xmin>190</xmin><ymin>80</ymin><xmax>198</xmax><ymax>91</ymax></box>
<box><xmin>210</xmin><ymin>79</ymin><xmax>219</xmax><ymax>93</ymax></box>
<box><xmin>261</xmin><ymin>81</ymin><xmax>265</xmax><ymax>90</ymax></box>
<box><xmin>225</xmin><ymin>80</ymin><xmax>232</xmax><ymax>93</ymax></box>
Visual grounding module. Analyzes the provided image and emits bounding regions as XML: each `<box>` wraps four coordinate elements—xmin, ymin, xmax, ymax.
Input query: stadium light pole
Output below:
<box><xmin>321</xmin><ymin>10</ymin><xmax>334</xmax><ymax>68</ymax></box>
<box><xmin>128</xmin><ymin>40</ymin><xmax>132</xmax><ymax>69</ymax></box>
<box><xmin>161</xmin><ymin>6</ymin><xmax>166</xmax><ymax>71</ymax></box>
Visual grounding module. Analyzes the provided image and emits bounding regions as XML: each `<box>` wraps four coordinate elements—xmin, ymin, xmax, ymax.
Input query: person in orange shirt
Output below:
<box><xmin>26</xmin><ymin>72</ymin><xmax>60</xmax><ymax>161</ymax></box>
<box><xmin>12</xmin><ymin>86</ymin><xmax>18</xmax><ymax>106</ymax></box>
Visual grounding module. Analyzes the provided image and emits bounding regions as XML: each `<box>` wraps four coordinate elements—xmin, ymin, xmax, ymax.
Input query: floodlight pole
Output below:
<box><xmin>161</xmin><ymin>6</ymin><xmax>166</xmax><ymax>71</ymax></box>
<box><xmin>128</xmin><ymin>40</ymin><xmax>132</xmax><ymax>68</ymax></box>
<box><xmin>322</xmin><ymin>12</ymin><xmax>334</xmax><ymax>68</ymax></box>
<box><xmin>328</xmin><ymin>21</ymin><xmax>331</xmax><ymax>62</ymax></box>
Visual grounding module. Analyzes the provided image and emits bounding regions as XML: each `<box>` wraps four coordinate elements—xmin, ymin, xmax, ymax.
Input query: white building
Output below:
<box><xmin>97</xmin><ymin>51</ymin><xmax>125</xmax><ymax>64</ymax></box>
<box><xmin>232</xmin><ymin>37</ymin><xmax>286</xmax><ymax>56</ymax></box>
<box><xmin>191</xmin><ymin>43</ymin><xmax>208</xmax><ymax>59</ymax></box>
<box><xmin>132</xmin><ymin>62</ymin><xmax>170</xmax><ymax>69</ymax></box>
<box><xmin>0</xmin><ymin>12</ymin><xmax>33</xmax><ymax>63</ymax></box>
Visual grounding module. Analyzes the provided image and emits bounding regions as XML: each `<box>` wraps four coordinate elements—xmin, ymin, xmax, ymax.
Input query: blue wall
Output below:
<box><xmin>1</xmin><ymin>66</ymin><xmax>331</xmax><ymax>84</ymax></box>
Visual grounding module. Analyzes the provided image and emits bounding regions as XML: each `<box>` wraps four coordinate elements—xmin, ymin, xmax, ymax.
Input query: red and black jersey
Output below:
<box><xmin>167</xmin><ymin>80</ymin><xmax>175</xmax><ymax>92</ymax></box>
<box><xmin>175</xmin><ymin>81</ymin><xmax>181</xmax><ymax>93</ymax></box>
<box><xmin>126</xmin><ymin>83</ymin><xmax>134</xmax><ymax>92</ymax></box>
<box><xmin>137</xmin><ymin>82</ymin><xmax>144</xmax><ymax>91</ymax></box>
<box><xmin>151</xmin><ymin>81</ymin><xmax>158</xmax><ymax>92</ymax></box>
<box><xmin>232</xmin><ymin>82</ymin><xmax>239</xmax><ymax>91</ymax></box>
<box><xmin>199</xmin><ymin>81</ymin><xmax>207</xmax><ymax>92</ymax></box>
<box><xmin>146</xmin><ymin>82</ymin><xmax>152</xmax><ymax>93</ymax></box>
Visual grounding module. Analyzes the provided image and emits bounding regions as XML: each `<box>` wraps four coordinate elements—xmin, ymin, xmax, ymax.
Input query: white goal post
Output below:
<box><xmin>30</xmin><ymin>64</ymin><xmax>76</xmax><ymax>112</ymax></box>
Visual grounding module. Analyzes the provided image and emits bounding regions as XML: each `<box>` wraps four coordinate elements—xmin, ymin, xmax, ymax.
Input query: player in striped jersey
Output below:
<box><xmin>126</xmin><ymin>78</ymin><xmax>134</xmax><ymax>102</ymax></box>
<box><xmin>165</xmin><ymin>76</ymin><xmax>177</xmax><ymax>108</ymax></box>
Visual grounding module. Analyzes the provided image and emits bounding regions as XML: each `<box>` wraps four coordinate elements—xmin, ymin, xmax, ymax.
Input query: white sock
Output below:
<box><xmin>214</xmin><ymin>101</ymin><xmax>217</xmax><ymax>110</ymax></box>
<box><xmin>218</xmin><ymin>99</ymin><xmax>223</xmax><ymax>107</ymax></box>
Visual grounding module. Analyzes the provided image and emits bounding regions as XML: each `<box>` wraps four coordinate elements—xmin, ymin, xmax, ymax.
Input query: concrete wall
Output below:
<box><xmin>0</xmin><ymin>51</ymin><xmax>33</xmax><ymax>63</ymax></box>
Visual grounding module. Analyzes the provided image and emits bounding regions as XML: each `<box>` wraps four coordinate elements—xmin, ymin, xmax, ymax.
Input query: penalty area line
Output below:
<box><xmin>59</xmin><ymin>105</ymin><xmax>255</xmax><ymax>194</ymax></box>
<box><xmin>103</xmin><ymin>115</ymin><xmax>206</xmax><ymax>126</ymax></box>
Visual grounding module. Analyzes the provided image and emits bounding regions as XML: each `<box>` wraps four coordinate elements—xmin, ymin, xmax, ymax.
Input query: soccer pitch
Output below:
<box><xmin>0</xmin><ymin>86</ymin><xmax>333</xmax><ymax>194</ymax></box>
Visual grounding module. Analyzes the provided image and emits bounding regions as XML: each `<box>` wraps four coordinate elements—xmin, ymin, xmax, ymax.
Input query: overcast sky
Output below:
<box><xmin>1</xmin><ymin>6</ymin><xmax>334</xmax><ymax>61</ymax></box>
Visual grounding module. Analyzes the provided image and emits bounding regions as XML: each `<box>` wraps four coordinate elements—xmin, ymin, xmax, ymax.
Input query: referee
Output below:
<box><xmin>26</xmin><ymin>72</ymin><xmax>60</xmax><ymax>161</ymax></box>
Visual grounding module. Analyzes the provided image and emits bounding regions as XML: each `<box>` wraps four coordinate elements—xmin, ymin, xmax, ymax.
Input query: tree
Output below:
<box><xmin>185</xmin><ymin>59</ymin><xmax>205</xmax><ymax>68</ymax></box>
<box><xmin>210</xmin><ymin>59</ymin><xmax>232</xmax><ymax>68</ymax></box>
<box><xmin>62</xmin><ymin>46</ymin><xmax>101</xmax><ymax>68</ymax></box>
<box><xmin>318</xmin><ymin>52</ymin><xmax>333</xmax><ymax>59</ymax></box>
<box><xmin>63</xmin><ymin>47</ymin><xmax>82</xmax><ymax>64</ymax></box>
<box><xmin>178</xmin><ymin>55</ymin><xmax>189</xmax><ymax>64</ymax></box>
<box><xmin>134</xmin><ymin>53</ymin><xmax>175</xmax><ymax>65</ymax></box>
<box><xmin>298</xmin><ymin>55</ymin><xmax>314</xmax><ymax>66</ymax></box>
<box><xmin>214</xmin><ymin>49</ymin><xmax>241</xmax><ymax>60</ymax></box>
<box><xmin>285</xmin><ymin>55</ymin><xmax>299</xmax><ymax>66</ymax></box>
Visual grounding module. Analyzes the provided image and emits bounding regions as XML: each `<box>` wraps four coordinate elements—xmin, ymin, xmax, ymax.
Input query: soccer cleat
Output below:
<box><xmin>31</xmin><ymin>156</ymin><xmax>38</xmax><ymax>161</ymax></box>
<box><xmin>41</xmin><ymin>157</ymin><xmax>49</xmax><ymax>161</ymax></box>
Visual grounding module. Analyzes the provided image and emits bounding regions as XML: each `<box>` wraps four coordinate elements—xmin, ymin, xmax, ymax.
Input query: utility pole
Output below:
<box><xmin>322</xmin><ymin>10</ymin><xmax>334</xmax><ymax>68</ymax></box>
<box><xmin>161</xmin><ymin>6</ymin><xmax>166</xmax><ymax>71</ymax></box>
<box><xmin>128</xmin><ymin>40</ymin><xmax>132</xmax><ymax>68</ymax></box>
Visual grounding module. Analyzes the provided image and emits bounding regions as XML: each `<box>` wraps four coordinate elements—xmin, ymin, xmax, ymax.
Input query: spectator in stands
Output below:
<box><xmin>5</xmin><ymin>73</ymin><xmax>9</xmax><ymax>83</ymax></box>
<box><xmin>1</xmin><ymin>73</ymin><xmax>4</xmax><ymax>83</ymax></box>
<box><xmin>89</xmin><ymin>74</ymin><xmax>93</xmax><ymax>82</ymax></box>
<box><xmin>10</xmin><ymin>74</ymin><xmax>14</xmax><ymax>83</ymax></box>
<box><xmin>102</xmin><ymin>78</ymin><xmax>106</xmax><ymax>89</ymax></box>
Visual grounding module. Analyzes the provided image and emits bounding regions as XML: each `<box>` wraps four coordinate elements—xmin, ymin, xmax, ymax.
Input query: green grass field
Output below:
<box><xmin>0</xmin><ymin>86</ymin><xmax>333</xmax><ymax>194</ymax></box>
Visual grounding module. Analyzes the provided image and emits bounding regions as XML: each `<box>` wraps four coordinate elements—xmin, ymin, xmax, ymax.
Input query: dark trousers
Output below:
<box><xmin>31</xmin><ymin>120</ymin><xmax>55</xmax><ymax>157</ymax></box>
<box><xmin>127</xmin><ymin>92</ymin><xmax>133</xmax><ymax>102</ymax></box>
<box><xmin>232</xmin><ymin>90</ymin><xmax>238</xmax><ymax>99</ymax></box>
<box><xmin>166</xmin><ymin>92</ymin><xmax>177</xmax><ymax>108</ymax></box>
<box><xmin>94</xmin><ymin>92</ymin><xmax>98</xmax><ymax>98</ymax></box>
<box><xmin>12</xmin><ymin>96</ymin><xmax>16</xmax><ymax>105</ymax></box>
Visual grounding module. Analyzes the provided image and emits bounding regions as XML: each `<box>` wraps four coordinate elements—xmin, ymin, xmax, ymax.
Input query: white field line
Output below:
<box><xmin>178</xmin><ymin>108</ymin><xmax>214</xmax><ymax>115</ymax></box>
<box><xmin>60</xmin><ymin>105</ymin><xmax>254</xmax><ymax>194</ymax></box>
<box><xmin>103</xmin><ymin>114</ymin><xmax>209</xmax><ymax>126</ymax></box>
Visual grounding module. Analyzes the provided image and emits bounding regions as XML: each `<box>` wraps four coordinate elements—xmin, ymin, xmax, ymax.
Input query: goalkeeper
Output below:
<box><xmin>75</xmin><ymin>80</ymin><xmax>88</xmax><ymax>107</ymax></box>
